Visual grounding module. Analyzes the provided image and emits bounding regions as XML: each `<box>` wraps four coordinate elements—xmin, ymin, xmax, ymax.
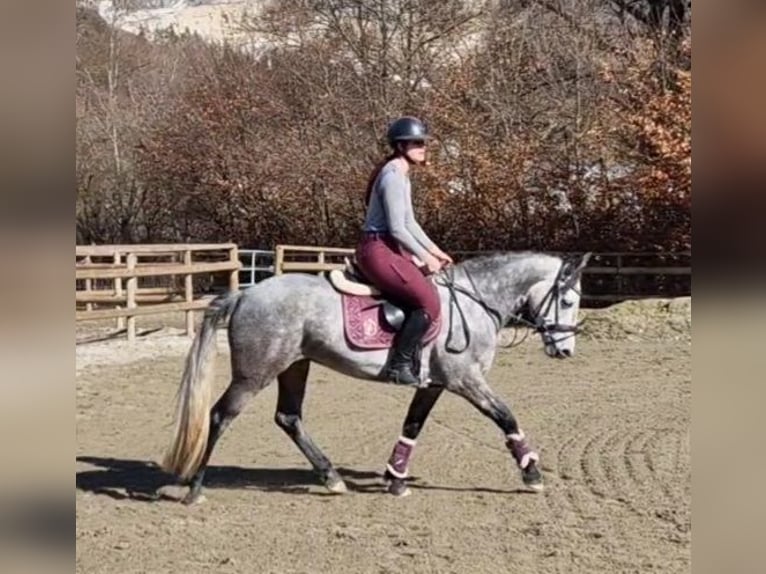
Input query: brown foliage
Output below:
<box><xmin>76</xmin><ymin>1</ymin><xmax>690</xmax><ymax>253</ymax></box>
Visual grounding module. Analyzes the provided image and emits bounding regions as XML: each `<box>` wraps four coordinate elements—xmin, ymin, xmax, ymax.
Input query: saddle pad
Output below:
<box><xmin>341</xmin><ymin>293</ymin><xmax>441</xmax><ymax>350</ymax></box>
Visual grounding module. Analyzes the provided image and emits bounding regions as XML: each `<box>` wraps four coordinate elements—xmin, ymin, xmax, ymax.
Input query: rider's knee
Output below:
<box><xmin>424</xmin><ymin>300</ymin><xmax>441</xmax><ymax>322</ymax></box>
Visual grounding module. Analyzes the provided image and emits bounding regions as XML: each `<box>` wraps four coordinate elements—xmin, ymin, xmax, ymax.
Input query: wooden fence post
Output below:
<box><xmin>184</xmin><ymin>249</ymin><xmax>194</xmax><ymax>337</ymax></box>
<box><xmin>616</xmin><ymin>254</ymin><xmax>624</xmax><ymax>299</ymax></box>
<box><xmin>126</xmin><ymin>252</ymin><xmax>137</xmax><ymax>342</ymax></box>
<box><xmin>84</xmin><ymin>256</ymin><xmax>93</xmax><ymax>311</ymax></box>
<box><xmin>275</xmin><ymin>245</ymin><xmax>284</xmax><ymax>275</ymax></box>
<box><xmin>114</xmin><ymin>251</ymin><xmax>124</xmax><ymax>330</ymax></box>
<box><xmin>229</xmin><ymin>245</ymin><xmax>240</xmax><ymax>291</ymax></box>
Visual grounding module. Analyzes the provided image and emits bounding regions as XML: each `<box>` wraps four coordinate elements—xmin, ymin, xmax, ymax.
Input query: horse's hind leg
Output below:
<box><xmin>182</xmin><ymin>379</ymin><xmax>261</xmax><ymax>505</ymax></box>
<box><xmin>383</xmin><ymin>385</ymin><xmax>444</xmax><ymax>496</ymax></box>
<box><xmin>274</xmin><ymin>359</ymin><xmax>347</xmax><ymax>494</ymax></box>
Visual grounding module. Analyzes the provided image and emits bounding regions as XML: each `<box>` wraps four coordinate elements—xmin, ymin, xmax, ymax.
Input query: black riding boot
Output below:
<box><xmin>385</xmin><ymin>308</ymin><xmax>431</xmax><ymax>387</ymax></box>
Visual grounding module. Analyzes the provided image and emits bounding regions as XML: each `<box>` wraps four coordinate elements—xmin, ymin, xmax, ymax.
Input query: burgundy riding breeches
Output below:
<box><xmin>355</xmin><ymin>233</ymin><xmax>441</xmax><ymax>321</ymax></box>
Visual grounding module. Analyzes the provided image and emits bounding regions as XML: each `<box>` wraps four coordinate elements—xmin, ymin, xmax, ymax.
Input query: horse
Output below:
<box><xmin>160</xmin><ymin>249</ymin><xmax>591</xmax><ymax>504</ymax></box>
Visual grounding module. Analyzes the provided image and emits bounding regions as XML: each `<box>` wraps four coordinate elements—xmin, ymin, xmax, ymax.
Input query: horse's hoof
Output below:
<box><xmin>181</xmin><ymin>491</ymin><xmax>206</xmax><ymax>505</ymax></box>
<box><xmin>526</xmin><ymin>481</ymin><xmax>544</xmax><ymax>493</ymax></box>
<box><xmin>521</xmin><ymin>463</ymin><xmax>544</xmax><ymax>492</ymax></box>
<box><xmin>325</xmin><ymin>478</ymin><xmax>348</xmax><ymax>494</ymax></box>
<box><xmin>386</xmin><ymin>478</ymin><xmax>411</xmax><ymax>497</ymax></box>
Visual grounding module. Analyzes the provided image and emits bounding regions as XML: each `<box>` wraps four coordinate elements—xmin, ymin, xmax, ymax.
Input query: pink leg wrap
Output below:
<box><xmin>385</xmin><ymin>436</ymin><xmax>416</xmax><ymax>479</ymax></box>
<box><xmin>506</xmin><ymin>430</ymin><xmax>540</xmax><ymax>469</ymax></box>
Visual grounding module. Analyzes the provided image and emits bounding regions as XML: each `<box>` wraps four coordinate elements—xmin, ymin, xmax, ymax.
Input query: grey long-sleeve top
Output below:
<box><xmin>362</xmin><ymin>162</ymin><xmax>436</xmax><ymax>260</ymax></box>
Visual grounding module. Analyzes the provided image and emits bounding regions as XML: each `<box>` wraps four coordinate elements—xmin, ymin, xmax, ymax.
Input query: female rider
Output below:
<box><xmin>355</xmin><ymin>116</ymin><xmax>453</xmax><ymax>387</ymax></box>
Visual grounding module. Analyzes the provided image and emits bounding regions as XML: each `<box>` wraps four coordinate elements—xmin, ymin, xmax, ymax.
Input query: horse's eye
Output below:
<box><xmin>561</xmin><ymin>299</ymin><xmax>574</xmax><ymax>309</ymax></box>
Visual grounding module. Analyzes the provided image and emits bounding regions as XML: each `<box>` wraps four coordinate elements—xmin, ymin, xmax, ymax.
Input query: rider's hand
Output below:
<box><xmin>431</xmin><ymin>247</ymin><xmax>453</xmax><ymax>266</ymax></box>
<box><xmin>423</xmin><ymin>253</ymin><xmax>443</xmax><ymax>274</ymax></box>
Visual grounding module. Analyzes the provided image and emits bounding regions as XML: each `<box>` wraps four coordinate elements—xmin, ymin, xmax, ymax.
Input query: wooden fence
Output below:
<box><xmin>75</xmin><ymin>243</ymin><xmax>689</xmax><ymax>342</ymax></box>
<box><xmin>274</xmin><ymin>244</ymin><xmax>355</xmax><ymax>275</ymax></box>
<box><xmin>273</xmin><ymin>244</ymin><xmax>691</xmax><ymax>305</ymax></box>
<box><xmin>76</xmin><ymin>244</ymin><xmax>240</xmax><ymax>341</ymax></box>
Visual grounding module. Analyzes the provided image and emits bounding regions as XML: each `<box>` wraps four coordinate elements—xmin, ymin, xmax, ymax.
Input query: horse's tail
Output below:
<box><xmin>161</xmin><ymin>290</ymin><xmax>243</xmax><ymax>481</ymax></box>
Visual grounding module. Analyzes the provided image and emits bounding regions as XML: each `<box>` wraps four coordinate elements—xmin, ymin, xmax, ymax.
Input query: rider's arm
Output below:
<box><xmin>379</xmin><ymin>170</ymin><xmax>431</xmax><ymax>261</ymax></box>
<box><xmin>403</xmin><ymin>183</ymin><xmax>437</xmax><ymax>253</ymax></box>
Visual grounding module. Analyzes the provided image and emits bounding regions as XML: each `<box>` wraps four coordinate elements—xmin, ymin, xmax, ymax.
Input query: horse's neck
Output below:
<box><xmin>456</xmin><ymin>254</ymin><xmax>561</xmax><ymax>322</ymax></box>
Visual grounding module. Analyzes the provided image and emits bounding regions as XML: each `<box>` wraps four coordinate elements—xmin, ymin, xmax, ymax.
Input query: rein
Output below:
<box><xmin>436</xmin><ymin>265</ymin><xmax>503</xmax><ymax>353</ymax></box>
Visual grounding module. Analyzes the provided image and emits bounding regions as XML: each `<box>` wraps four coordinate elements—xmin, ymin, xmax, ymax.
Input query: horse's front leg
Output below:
<box><xmin>383</xmin><ymin>385</ymin><xmax>445</xmax><ymax>496</ymax></box>
<box><xmin>452</xmin><ymin>372</ymin><xmax>543</xmax><ymax>492</ymax></box>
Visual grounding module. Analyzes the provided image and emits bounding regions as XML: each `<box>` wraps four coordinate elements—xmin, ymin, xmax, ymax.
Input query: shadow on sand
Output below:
<box><xmin>76</xmin><ymin>456</ymin><xmax>532</xmax><ymax>502</ymax></box>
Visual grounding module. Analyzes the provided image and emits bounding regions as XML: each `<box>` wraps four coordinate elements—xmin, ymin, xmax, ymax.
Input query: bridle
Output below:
<box><xmin>435</xmin><ymin>261</ymin><xmax>585</xmax><ymax>353</ymax></box>
<box><xmin>520</xmin><ymin>262</ymin><xmax>585</xmax><ymax>348</ymax></box>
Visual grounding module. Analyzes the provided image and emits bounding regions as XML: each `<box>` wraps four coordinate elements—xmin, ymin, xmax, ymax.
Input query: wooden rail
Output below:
<box><xmin>76</xmin><ymin>244</ymin><xmax>240</xmax><ymax>342</ymax></box>
<box><xmin>274</xmin><ymin>244</ymin><xmax>354</xmax><ymax>275</ymax></box>
<box><xmin>75</xmin><ymin>261</ymin><xmax>238</xmax><ymax>280</ymax></box>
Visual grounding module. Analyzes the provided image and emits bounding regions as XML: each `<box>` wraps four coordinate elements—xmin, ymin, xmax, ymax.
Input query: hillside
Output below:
<box><xmin>90</xmin><ymin>1</ymin><xmax>258</xmax><ymax>46</ymax></box>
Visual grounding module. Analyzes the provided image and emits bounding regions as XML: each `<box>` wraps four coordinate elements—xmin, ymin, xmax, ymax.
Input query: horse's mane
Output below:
<box><xmin>456</xmin><ymin>251</ymin><xmax>562</xmax><ymax>275</ymax></box>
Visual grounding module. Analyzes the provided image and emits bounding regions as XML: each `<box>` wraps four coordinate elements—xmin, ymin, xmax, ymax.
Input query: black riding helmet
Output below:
<box><xmin>386</xmin><ymin>116</ymin><xmax>429</xmax><ymax>147</ymax></box>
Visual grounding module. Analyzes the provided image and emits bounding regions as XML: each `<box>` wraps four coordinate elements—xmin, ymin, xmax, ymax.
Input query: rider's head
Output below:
<box><xmin>386</xmin><ymin>116</ymin><xmax>429</xmax><ymax>166</ymax></box>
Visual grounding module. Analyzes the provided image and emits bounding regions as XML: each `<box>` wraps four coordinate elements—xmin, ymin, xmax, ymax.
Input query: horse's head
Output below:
<box><xmin>524</xmin><ymin>252</ymin><xmax>590</xmax><ymax>358</ymax></box>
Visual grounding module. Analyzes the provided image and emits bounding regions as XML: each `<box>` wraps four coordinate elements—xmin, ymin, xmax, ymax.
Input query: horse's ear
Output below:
<box><xmin>576</xmin><ymin>252</ymin><xmax>592</xmax><ymax>273</ymax></box>
<box><xmin>561</xmin><ymin>252</ymin><xmax>591</xmax><ymax>289</ymax></box>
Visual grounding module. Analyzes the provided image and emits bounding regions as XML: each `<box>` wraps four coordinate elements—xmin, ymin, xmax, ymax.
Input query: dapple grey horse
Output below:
<box><xmin>161</xmin><ymin>250</ymin><xmax>590</xmax><ymax>504</ymax></box>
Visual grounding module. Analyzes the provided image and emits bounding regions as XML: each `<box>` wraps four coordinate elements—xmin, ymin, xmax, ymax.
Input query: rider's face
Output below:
<box><xmin>404</xmin><ymin>140</ymin><xmax>427</xmax><ymax>163</ymax></box>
